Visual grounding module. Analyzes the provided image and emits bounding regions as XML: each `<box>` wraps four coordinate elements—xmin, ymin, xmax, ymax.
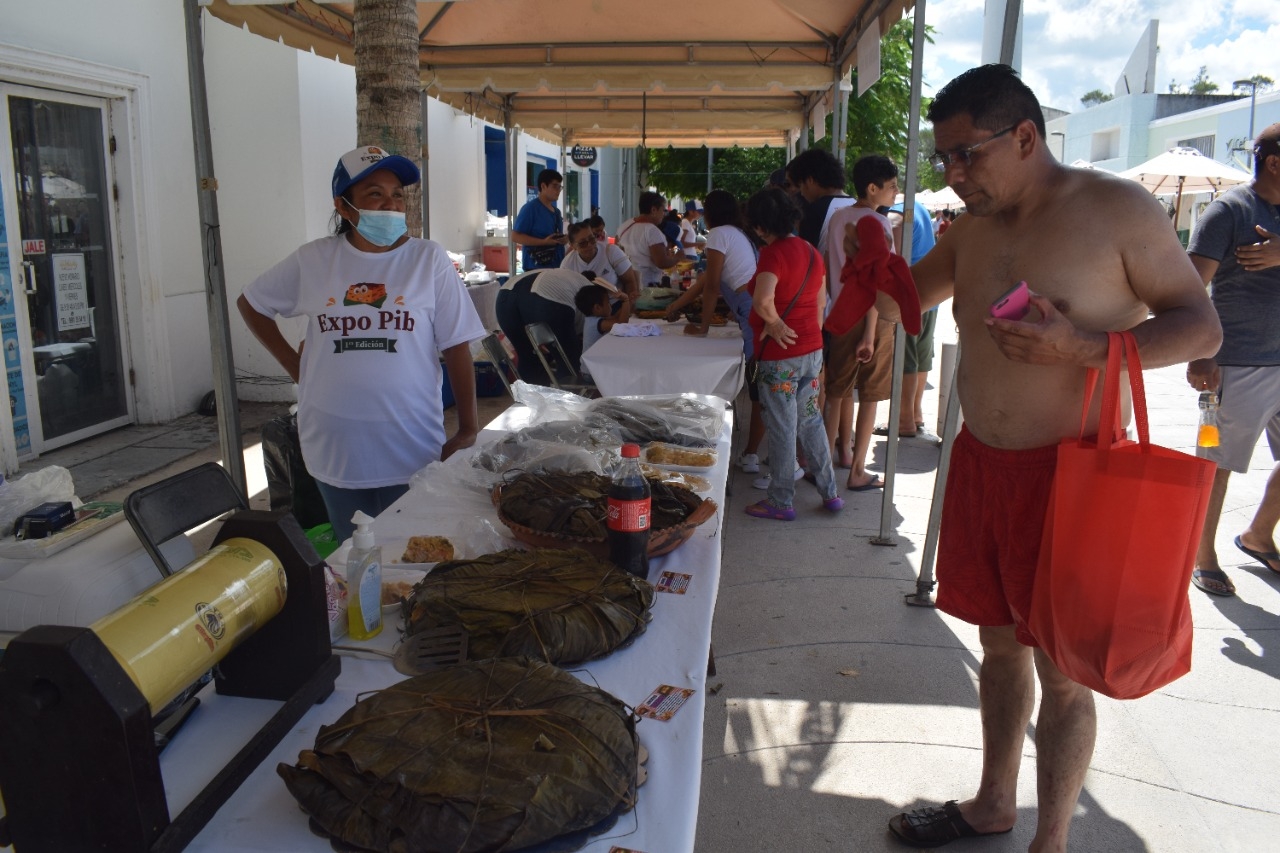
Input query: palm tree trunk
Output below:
<box><xmin>354</xmin><ymin>0</ymin><xmax>423</xmax><ymax>236</ymax></box>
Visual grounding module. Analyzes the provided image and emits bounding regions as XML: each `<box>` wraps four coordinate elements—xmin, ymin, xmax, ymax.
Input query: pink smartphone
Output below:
<box><xmin>990</xmin><ymin>281</ymin><xmax>1030</xmax><ymax>320</ymax></box>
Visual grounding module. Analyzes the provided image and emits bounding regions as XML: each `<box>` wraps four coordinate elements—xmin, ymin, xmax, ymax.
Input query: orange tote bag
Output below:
<box><xmin>1029</xmin><ymin>331</ymin><xmax>1215</xmax><ymax>699</ymax></box>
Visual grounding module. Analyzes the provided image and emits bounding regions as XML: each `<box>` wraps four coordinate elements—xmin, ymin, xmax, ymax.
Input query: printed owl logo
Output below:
<box><xmin>343</xmin><ymin>282</ymin><xmax>388</xmax><ymax>308</ymax></box>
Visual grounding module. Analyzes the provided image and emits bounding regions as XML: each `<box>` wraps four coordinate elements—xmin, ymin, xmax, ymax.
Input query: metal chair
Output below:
<box><xmin>479</xmin><ymin>333</ymin><xmax>521</xmax><ymax>397</ymax></box>
<box><xmin>524</xmin><ymin>321</ymin><xmax>596</xmax><ymax>395</ymax></box>
<box><xmin>124</xmin><ymin>461</ymin><xmax>249</xmax><ymax>577</ymax></box>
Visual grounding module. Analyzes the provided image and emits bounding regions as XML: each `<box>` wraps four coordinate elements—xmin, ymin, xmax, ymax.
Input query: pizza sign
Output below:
<box><xmin>570</xmin><ymin>146</ymin><xmax>597</xmax><ymax>167</ymax></box>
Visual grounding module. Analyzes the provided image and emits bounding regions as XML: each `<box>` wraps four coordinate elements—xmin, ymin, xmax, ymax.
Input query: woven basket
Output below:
<box><xmin>491</xmin><ymin>483</ymin><xmax>717</xmax><ymax>559</ymax></box>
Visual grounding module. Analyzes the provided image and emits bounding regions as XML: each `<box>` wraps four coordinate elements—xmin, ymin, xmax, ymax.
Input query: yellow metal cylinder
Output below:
<box><xmin>90</xmin><ymin>537</ymin><xmax>287</xmax><ymax>714</ymax></box>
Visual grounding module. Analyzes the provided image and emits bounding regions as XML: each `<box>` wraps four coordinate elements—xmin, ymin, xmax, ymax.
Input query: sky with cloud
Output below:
<box><xmin>918</xmin><ymin>0</ymin><xmax>1279</xmax><ymax>112</ymax></box>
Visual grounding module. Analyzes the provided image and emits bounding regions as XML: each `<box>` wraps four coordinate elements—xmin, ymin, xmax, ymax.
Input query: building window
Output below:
<box><xmin>1090</xmin><ymin>128</ymin><xmax>1120</xmax><ymax>161</ymax></box>
<box><xmin>1176</xmin><ymin>135</ymin><xmax>1214</xmax><ymax>158</ymax></box>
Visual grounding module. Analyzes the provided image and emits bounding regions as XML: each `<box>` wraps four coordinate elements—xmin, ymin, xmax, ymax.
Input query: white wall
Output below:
<box><xmin>424</xmin><ymin>97</ymin><xmax>486</xmax><ymax>263</ymax></box>
<box><xmin>205</xmin><ymin>14</ymin><xmax>357</xmax><ymax>402</ymax></box>
<box><xmin>0</xmin><ymin>0</ymin><xmax>211</xmax><ymax>421</ymax></box>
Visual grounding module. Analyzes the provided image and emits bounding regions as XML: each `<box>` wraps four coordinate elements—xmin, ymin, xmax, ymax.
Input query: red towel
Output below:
<box><xmin>824</xmin><ymin>216</ymin><xmax>922</xmax><ymax>336</ymax></box>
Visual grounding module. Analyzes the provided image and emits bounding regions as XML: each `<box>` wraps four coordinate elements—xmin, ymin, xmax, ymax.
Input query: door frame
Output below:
<box><xmin>0</xmin><ymin>83</ymin><xmax>134</xmax><ymax>454</ymax></box>
<box><xmin>0</xmin><ymin>44</ymin><xmax>176</xmax><ymax>465</ymax></box>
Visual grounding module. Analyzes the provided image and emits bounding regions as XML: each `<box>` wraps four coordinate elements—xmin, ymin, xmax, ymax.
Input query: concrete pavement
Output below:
<box><xmin>696</xmin><ymin>314</ymin><xmax>1280</xmax><ymax>852</ymax></box>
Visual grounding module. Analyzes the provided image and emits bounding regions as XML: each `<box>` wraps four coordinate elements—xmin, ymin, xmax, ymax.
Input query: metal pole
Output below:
<box><xmin>875</xmin><ymin>0</ymin><xmax>928</xmax><ymax>545</ymax></box>
<box><xmin>504</xmin><ymin>98</ymin><xmax>519</xmax><ymax>274</ymax></box>
<box><xmin>706</xmin><ymin>147</ymin><xmax>713</xmax><ymax>193</ymax></box>
<box><xmin>910</xmin><ymin>342</ymin><xmax>961</xmax><ymax>607</ymax></box>
<box><xmin>183</xmin><ymin>0</ymin><xmax>246</xmax><ymax>499</ymax></box>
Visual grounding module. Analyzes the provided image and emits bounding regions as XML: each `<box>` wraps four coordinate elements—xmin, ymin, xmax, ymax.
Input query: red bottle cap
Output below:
<box><xmin>621</xmin><ymin>443</ymin><xmax>640</xmax><ymax>458</ymax></box>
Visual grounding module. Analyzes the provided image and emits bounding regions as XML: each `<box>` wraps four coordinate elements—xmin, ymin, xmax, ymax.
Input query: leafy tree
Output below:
<box><xmin>1234</xmin><ymin>75</ymin><xmax>1275</xmax><ymax>94</ymax></box>
<box><xmin>648</xmin><ymin>18</ymin><xmax>937</xmax><ymax>199</ymax></box>
<box><xmin>648</xmin><ymin>146</ymin><xmax>787</xmax><ymax>202</ymax></box>
<box><xmin>1169</xmin><ymin>66</ymin><xmax>1220</xmax><ymax>95</ymax></box>
<box><xmin>1080</xmin><ymin>89</ymin><xmax>1113</xmax><ymax>107</ymax></box>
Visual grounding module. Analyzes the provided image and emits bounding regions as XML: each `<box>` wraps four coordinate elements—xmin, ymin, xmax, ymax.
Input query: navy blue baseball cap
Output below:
<box><xmin>331</xmin><ymin>146</ymin><xmax>420</xmax><ymax>197</ymax></box>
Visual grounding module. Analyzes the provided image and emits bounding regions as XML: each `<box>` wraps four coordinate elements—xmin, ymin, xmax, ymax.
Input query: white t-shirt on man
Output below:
<box><xmin>824</xmin><ymin>205</ymin><xmax>895</xmax><ymax>307</ymax></box>
<box><xmin>679</xmin><ymin>218</ymin><xmax>700</xmax><ymax>258</ymax></box>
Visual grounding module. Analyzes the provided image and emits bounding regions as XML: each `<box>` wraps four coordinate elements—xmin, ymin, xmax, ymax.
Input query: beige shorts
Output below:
<box><xmin>823</xmin><ymin>324</ymin><xmax>864</xmax><ymax>396</ymax></box>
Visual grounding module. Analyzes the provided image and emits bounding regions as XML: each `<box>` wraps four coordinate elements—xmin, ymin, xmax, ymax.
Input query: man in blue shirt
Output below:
<box><xmin>512</xmin><ymin>168</ymin><xmax>567</xmax><ymax>271</ymax></box>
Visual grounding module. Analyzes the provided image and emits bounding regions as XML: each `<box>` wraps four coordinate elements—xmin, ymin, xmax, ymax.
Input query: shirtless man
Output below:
<box><xmin>884</xmin><ymin>65</ymin><xmax>1221</xmax><ymax>852</ymax></box>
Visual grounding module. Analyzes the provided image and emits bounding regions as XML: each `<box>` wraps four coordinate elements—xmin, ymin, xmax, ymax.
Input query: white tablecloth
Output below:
<box><xmin>581</xmin><ymin>320</ymin><xmax>745</xmax><ymax>400</ymax></box>
<box><xmin>179</xmin><ymin>403</ymin><xmax>731</xmax><ymax>853</ymax></box>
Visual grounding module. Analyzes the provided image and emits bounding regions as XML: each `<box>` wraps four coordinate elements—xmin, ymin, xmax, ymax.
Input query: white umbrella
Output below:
<box><xmin>924</xmin><ymin>185</ymin><xmax>963</xmax><ymax>211</ymax></box>
<box><xmin>1118</xmin><ymin>147</ymin><xmax>1251</xmax><ymax>223</ymax></box>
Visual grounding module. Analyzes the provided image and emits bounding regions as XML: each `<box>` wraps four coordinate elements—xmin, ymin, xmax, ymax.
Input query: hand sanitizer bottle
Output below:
<box><xmin>346</xmin><ymin>510</ymin><xmax>383</xmax><ymax>640</ymax></box>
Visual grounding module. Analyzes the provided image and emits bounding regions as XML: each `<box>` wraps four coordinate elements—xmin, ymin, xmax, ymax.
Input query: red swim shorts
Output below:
<box><xmin>936</xmin><ymin>426</ymin><xmax>1058</xmax><ymax>646</ymax></box>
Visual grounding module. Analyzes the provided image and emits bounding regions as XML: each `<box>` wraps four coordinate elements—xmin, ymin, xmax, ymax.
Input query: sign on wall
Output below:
<box><xmin>52</xmin><ymin>253</ymin><xmax>90</xmax><ymax>331</ymax></box>
<box><xmin>570</xmin><ymin>146</ymin><xmax>598</xmax><ymax>167</ymax></box>
<box><xmin>0</xmin><ymin>176</ymin><xmax>30</xmax><ymax>454</ymax></box>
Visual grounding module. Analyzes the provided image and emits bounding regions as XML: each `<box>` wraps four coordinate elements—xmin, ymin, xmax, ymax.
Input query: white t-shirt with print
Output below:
<box><xmin>615</xmin><ymin>217</ymin><xmax>669</xmax><ymax>286</ymax></box>
<box><xmin>559</xmin><ymin>243</ymin><xmax>633</xmax><ymax>287</ymax></box>
<box><xmin>244</xmin><ymin>235</ymin><xmax>484</xmax><ymax>489</ymax></box>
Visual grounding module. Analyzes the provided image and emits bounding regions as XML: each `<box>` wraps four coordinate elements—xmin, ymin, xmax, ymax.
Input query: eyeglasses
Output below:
<box><xmin>930</xmin><ymin>125</ymin><xmax>1018</xmax><ymax>172</ymax></box>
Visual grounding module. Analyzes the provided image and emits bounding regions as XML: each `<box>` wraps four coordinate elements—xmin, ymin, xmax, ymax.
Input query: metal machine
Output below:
<box><xmin>0</xmin><ymin>510</ymin><xmax>339</xmax><ymax>852</ymax></box>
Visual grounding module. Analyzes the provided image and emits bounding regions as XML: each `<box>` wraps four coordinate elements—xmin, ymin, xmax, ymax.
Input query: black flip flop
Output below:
<box><xmin>1192</xmin><ymin>568</ymin><xmax>1236</xmax><ymax>597</ymax></box>
<box><xmin>888</xmin><ymin>800</ymin><xmax>1013</xmax><ymax>848</ymax></box>
<box><xmin>1234</xmin><ymin>535</ymin><xmax>1280</xmax><ymax>575</ymax></box>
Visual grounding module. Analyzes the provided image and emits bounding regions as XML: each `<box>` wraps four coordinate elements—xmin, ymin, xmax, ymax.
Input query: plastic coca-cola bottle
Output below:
<box><xmin>607</xmin><ymin>444</ymin><xmax>651</xmax><ymax>578</ymax></box>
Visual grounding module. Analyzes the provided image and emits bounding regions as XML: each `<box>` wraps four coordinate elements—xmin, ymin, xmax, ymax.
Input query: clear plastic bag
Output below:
<box><xmin>472</xmin><ymin>417</ymin><xmax>625</xmax><ymax>478</ymax></box>
<box><xmin>587</xmin><ymin>395</ymin><xmax>725</xmax><ymax>447</ymax></box>
<box><xmin>0</xmin><ymin>466</ymin><xmax>77</xmax><ymax>538</ymax></box>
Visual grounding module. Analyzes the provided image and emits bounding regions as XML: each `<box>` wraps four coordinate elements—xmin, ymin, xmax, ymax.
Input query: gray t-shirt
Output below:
<box><xmin>1188</xmin><ymin>184</ymin><xmax>1280</xmax><ymax>365</ymax></box>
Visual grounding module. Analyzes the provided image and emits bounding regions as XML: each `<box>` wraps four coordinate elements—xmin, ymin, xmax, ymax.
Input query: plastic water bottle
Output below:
<box><xmin>1197</xmin><ymin>391</ymin><xmax>1219</xmax><ymax>448</ymax></box>
<box><xmin>607</xmin><ymin>444</ymin><xmax>651</xmax><ymax>578</ymax></box>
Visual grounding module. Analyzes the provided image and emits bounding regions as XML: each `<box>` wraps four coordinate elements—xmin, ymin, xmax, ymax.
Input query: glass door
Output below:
<box><xmin>1</xmin><ymin>86</ymin><xmax>131</xmax><ymax>453</ymax></box>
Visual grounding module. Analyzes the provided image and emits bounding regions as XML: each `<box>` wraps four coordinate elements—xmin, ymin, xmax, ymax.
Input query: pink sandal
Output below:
<box><xmin>745</xmin><ymin>500</ymin><xmax>796</xmax><ymax>521</ymax></box>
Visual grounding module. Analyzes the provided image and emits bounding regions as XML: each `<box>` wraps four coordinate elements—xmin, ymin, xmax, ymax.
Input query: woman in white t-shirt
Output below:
<box><xmin>559</xmin><ymin>221</ymin><xmax>639</xmax><ymax>296</ymax></box>
<box><xmin>661</xmin><ymin>190</ymin><xmax>768</xmax><ymax>470</ymax></box>
<box><xmin>237</xmin><ymin>146</ymin><xmax>485</xmax><ymax>541</ymax></box>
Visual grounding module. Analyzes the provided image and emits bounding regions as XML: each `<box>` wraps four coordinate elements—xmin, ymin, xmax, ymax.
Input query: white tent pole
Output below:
<box><xmin>505</xmin><ymin>98</ymin><xmax>519</xmax><ymax>274</ymax></box>
<box><xmin>912</xmin><ymin>343</ymin><xmax>962</xmax><ymax>606</ymax></box>
<box><xmin>874</xmin><ymin>0</ymin><xmax>927</xmax><ymax>549</ymax></box>
<box><xmin>183</xmin><ymin>0</ymin><xmax>247</xmax><ymax>499</ymax></box>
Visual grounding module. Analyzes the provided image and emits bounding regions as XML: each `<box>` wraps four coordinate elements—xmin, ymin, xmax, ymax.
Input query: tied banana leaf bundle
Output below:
<box><xmin>403</xmin><ymin>548</ymin><xmax>654</xmax><ymax>664</ymax></box>
<box><xmin>278</xmin><ymin>658</ymin><xmax>638</xmax><ymax>853</ymax></box>
<box><xmin>496</xmin><ymin>471</ymin><xmax>702</xmax><ymax>541</ymax></box>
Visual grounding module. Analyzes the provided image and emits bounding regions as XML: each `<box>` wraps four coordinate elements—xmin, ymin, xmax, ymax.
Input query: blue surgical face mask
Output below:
<box><xmin>343</xmin><ymin>197</ymin><xmax>407</xmax><ymax>247</ymax></box>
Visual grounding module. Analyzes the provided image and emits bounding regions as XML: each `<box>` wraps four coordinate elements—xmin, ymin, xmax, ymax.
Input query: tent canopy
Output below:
<box><xmin>206</xmin><ymin>0</ymin><xmax>914</xmax><ymax>147</ymax></box>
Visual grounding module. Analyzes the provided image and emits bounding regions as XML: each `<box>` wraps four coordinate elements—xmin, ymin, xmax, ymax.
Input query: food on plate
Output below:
<box><xmin>634</xmin><ymin>309</ymin><xmax>668</xmax><ymax>320</ymax></box>
<box><xmin>401</xmin><ymin>535</ymin><xmax>454</xmax><ymax>564</ymax></box>
<box><xmin>381</xmin><ymin>580</ymin><xmax>416</xmax><ymax>606</ymax></box>
<box><xmin>644</xmin><ymin>444</ymin><xmax>716</xmax><ymax>468</ymax></box>
<box><xmin>640</xmin><ymin>463</ymin><xmax>711</xmax><ymax>492</ymax></box>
